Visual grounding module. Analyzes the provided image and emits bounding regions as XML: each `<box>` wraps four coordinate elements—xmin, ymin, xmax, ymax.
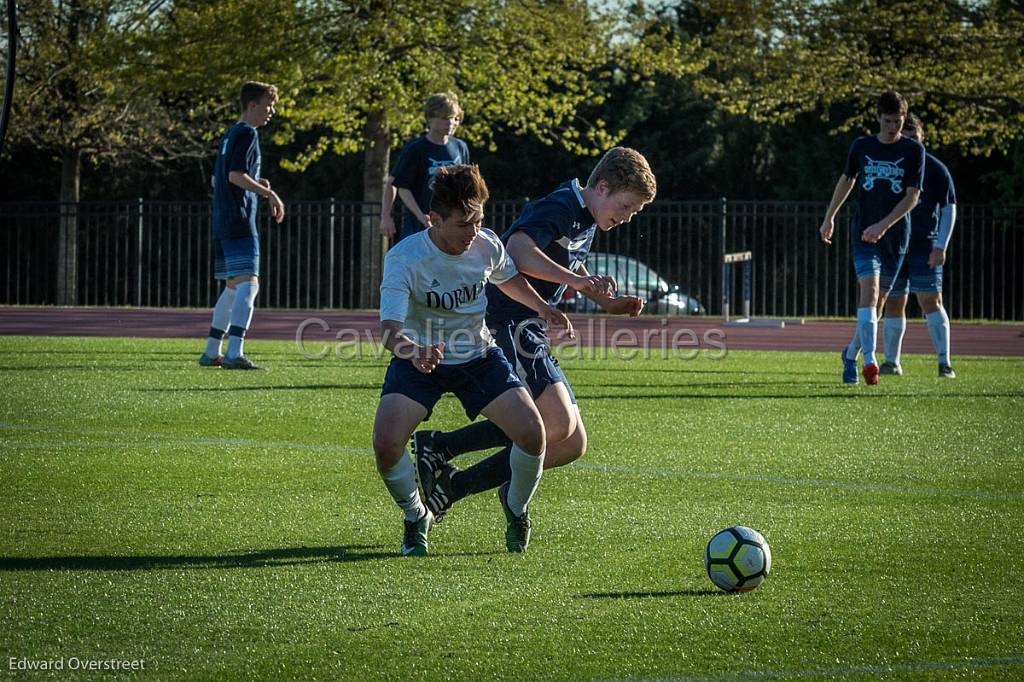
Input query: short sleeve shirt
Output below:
<box><xmin>843</xmin><ymin>135</ymin><xmax>925</xmax><ymax>256</ymax></box>
<box><xmin>379</xmin><ymin>228</ymin><xmax>517</xmax><ymax>364</ymax></box>
<box><xmin>391</xmin><ymin>135</ymin><xmax>471</xmax><ymax>232</ymax></box>
<box><xmin>486</xmin><ymin>179</ymin><xmax>597</xmax><ymax>323</ymax></box>
<box><xmin>212</xmin><ymin>122</ymin><xmax>261</xmax><ymax>240</ymax></box>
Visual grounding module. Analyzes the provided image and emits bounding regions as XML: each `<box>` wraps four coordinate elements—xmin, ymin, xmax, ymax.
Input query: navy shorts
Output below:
<box><xmin>381</xmin><ymin>347</ymin><xmax>524</xmax><ymax>420</ymax></box>
<box><xmin>214</xmin><ymin>236</ymin><xmax>260</xmax><ymax>280</ymax></box>
<box><xmin>491</xmin><ymin>320</ymin><xmax>576</xmax><ymax>404</ymax></box>
<box><xmin>891</xmin><ymin>241</ymin><xmax>942</xmax><ymax>296</ymax></box>
<box><xmin>851</xmin><ymin>241</ymin><xmax>904</xmax><ymax>294</ymax></box>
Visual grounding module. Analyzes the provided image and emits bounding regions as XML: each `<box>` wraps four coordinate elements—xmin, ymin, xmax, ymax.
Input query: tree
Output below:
<box><xmin>685</xmin><ymin>0</ymin><xmax>1024</xmax><ymax>155</ymax></box>
<box><xmin>2</xmin><ymin>1</ymin><xmax>221</xmax><ymax>302</ymax></box>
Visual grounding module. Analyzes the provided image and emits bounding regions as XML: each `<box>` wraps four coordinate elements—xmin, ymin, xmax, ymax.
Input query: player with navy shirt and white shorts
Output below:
<box><xmin>820</xmin><ymin>91</ymin><xmax>925</xmax><ymax>385</ymax></box>
<box><xmin>879</xmin><ymin>114</ymin><xmax>958</xmax><ymax>379</ymax></box>
<box><xmin>410</xmin><ymin>148</ymin><xmax>658</xmax><ymax>522</ymax></box>
<box><xmin>371</xmin><ymin>164</ymin><xmax>573</xmax><ymax>556</ymax></box>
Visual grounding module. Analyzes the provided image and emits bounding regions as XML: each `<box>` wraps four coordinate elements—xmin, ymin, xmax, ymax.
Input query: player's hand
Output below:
<box><xmin>258</xmin><ymin>178</ymin><xmax>271</xmax><ymax>191</ymax></box>
<box><xmin>861</xmin><ymin>221</ymin><xmax>887</xmax><ymax>244</ymax></box>
<box><xmin>602</xmin><ymin>295</ymin><xmax>645</xmax><ymax>317</ymax></box>
<box><xmin>573</xmin><ymin>274</ymin><xmax>616</xmax><ymax>298</ymax></box>
<box><xmin>819</xmin><ymin>219</ymin><xmax>835</xmax><ymax>245</ymax></box>
<box><xmin>379</xmin><ymin>214</ymin><xmax>396</xmax><ymax>239</ymax></box>
<box><xmin>412</xmin><ymin>342</ymin><xmax>445</xmax><ymax>374</ymax></box>
<box><xmin>268</xmin><ymin>191</ymin><xmax>285</xmax><ymax>224</ymax></box>
<box><xmin>540</xmin><ymin>305</ymin><xmax>575</xmax><ymax>340</ymax></box>
<box><xmin>928</xmin><ymin>248</ymin><xmax>946</xmax><ymax>268</ymax></box>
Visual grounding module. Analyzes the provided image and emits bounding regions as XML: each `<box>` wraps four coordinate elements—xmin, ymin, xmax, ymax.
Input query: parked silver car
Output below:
<box><xmin>562</xmin><ymin>252</ymin><xmax>705</xmax><ymax>315</ymax></box>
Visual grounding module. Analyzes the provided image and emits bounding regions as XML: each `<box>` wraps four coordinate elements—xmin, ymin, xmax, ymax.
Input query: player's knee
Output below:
<box><xmin>885</xmin><ymin>296</ymin><xmax>906</xmax><ymax>317</ymax></box>
<box><xmin>514</xmin><ymin>413</ymin><xmax>546</xmax><ymax>455</ymax></box>
<box><xmin>919</xmin><ymin>293</ymin><xmax>942</xmax><ymax>314</ymax></box>
<box><xmin>371</xmin><ymin>430</ymin><xmax>403</xmax><ymax>469</ymax></box>
<box><xmin>543</xmin><ymin>411</ymin><xmax>574</xmax><ymax>444</ymax></box>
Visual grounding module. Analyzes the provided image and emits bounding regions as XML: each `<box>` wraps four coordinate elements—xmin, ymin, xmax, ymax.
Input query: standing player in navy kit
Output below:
<box><xmin>411</xmin><ymin>147</ymin><xmax>657</xmax><ymax>527</ymax></box>
<box><xmin>372</xmin><ymin>164</ymin><xmax>573</xmax><ymax>556</ymax></box>
<box><xmin>379</xmin><ymin>93</ymin><xmax>471</xmax><ymax>243</ymax></box>
<box><xmin>198</xmin><ymin>81</ymin><xmax>285</xmax><ymax>370</ymax></box>
<box><xmin>880</xmin><ymin>114</ymin><xmax>958</xmax><ymax>379</ymax></box>
<box><xmin>819</xmin><ymin>91</ymin><xmax>925</xmax><ymax>385</ymax></box>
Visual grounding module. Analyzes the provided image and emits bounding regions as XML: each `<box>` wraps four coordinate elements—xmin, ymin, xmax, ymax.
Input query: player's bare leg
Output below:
<box><xmin>372</xmin><ymin>393</ymin><xmax>433</xmax><ymax>555</ymax></box>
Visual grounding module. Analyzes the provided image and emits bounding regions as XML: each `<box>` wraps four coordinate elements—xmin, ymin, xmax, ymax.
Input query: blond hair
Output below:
<box><xmin>424</xmin><ymin>92</ymin><xmax>463</xmax><ymax>123</ymax></box>
<box><xmin>586</xmin><ymin>147</ymin><xmax>657</xmax><ymax>201</ymax></box>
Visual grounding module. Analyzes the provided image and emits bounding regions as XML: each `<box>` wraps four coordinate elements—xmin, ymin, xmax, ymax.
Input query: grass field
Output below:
<box><xmin>2</xmin><ymin>335</ymin><xmax>1023</xmax><ymax>681</ymax></box>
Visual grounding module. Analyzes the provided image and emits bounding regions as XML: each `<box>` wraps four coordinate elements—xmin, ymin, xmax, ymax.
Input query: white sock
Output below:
<box><xmin>378</xmin><ymin>450</ymin><xmax>426</xmax><ymax>522</ymax></box>
<box><xmin>507</xmin><ymin>443</ymin><xmax>544</xmax><ymax>516</ymax></box>
<box><xmin>857</xmin><ymin>307</ymin><xmax>878</xmax><ymax>366</ymax></box>
<box><xmin>926</xmin><ymin>309</ymin><xmax>951</xmax><ymax>366</ymax></box>
<box><xmin>205</xmin><ymin>287</ymin><xmax>236</xmax><ymax>357</ymax></box>
<box><xmin>883</xmin><ymin>315</ymin><xmax>906</xmax><ymax>366</ymax></box>
<box><xmin>845</xmin><ymin>331</ymin><xmax>861</xmax><ymax>361</ymax></box>
<box><xmin>227</xmin><ymin>280</ymin><xmax>259</xmax><ymax>359</ymax></box>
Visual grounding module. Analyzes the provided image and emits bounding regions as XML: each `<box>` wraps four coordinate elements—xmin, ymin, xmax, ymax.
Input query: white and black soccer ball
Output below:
<box><xmin>704</xmin><ymin>526</ymin><xmax>771</xmax><ymax>593</ymax></box>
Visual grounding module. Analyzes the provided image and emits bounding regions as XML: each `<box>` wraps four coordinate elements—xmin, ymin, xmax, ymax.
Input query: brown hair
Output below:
<box><xmin>430</xmin><ymin>164</ymin><xmax>489</xmax><ymax>219</ymax></box>
<box><xmin>903</xmin><ymin>113</ymin><xmax>924</xmax><ymax>142</ymax></box>
<box><xmin>877</xmin><ymin>91</ymin><xmax>908</xmax><ymax>117</ymax></box>
<box><xmin>240</xmin><ymin>82</ymin><xmax>278</xmax><ymax>112</ymax></box>
<box><xmin>586</xmin><ymin>147</ymin><xmax>657</xmax><ymax>202</ymax></box>
<box><xmin>424</xmin><ymin>92</ymin><xmax>463</xmax><ymax>123</ymax></box>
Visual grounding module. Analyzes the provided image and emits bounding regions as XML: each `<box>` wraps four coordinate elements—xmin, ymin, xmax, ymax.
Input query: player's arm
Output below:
<box><xmin>228</xmin><ymin>171</ymin><xmax>285</xmax><ymax>223</ymax></box>
<box><xmin>494</xmin><ymin>274</ymin><xmax>575</xmax><ymax>339</ymax></box>
<box><xmin>929</xmin><ymin>203</ymin><xmax>957</xmax><ymax>267</ymax></box>
<box><xmin>396</xmin><ymin>188</ymin><xmax>430</xmax><ymax>229</ymax></box>
<box><xmin>380</xmin><ymin>319</ymin><xmax>444</xmax><ymax>374</ymax></box>
<box><xmin>506</xmin><ymin>232</ymin><xmax>614</xmax><ymax>298</ymax></box>
<box><xmin>379</xmin><ymin>175</ymin><xmax>397</xmax><ymax>239</ymax></box>
<box><xmin>576</xmin><ymin>262</ymin><xmax>644</xmax><ymax>317</ymax></box>
<box><xmin>819</xmin><ymin>175</ymin><xmax>856</xmax><ymax>245</ymax></box>
<box><xmin>861</xmin><ymin>187</ymin><xmax>921</xmax><ymax>244</ymax></box>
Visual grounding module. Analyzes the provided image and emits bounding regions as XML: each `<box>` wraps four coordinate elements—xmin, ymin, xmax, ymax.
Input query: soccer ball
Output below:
<box><xmin>704</xmin><ymin>526</ymin><xmax>771</xmax><ymax>593</ymax></box>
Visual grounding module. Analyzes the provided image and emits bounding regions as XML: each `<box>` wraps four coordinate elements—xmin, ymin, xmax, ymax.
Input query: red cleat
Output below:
<box><xmin>863</xmin><ymin>363</ymin><xmax>879</xmax><ymax>385</ymax></box>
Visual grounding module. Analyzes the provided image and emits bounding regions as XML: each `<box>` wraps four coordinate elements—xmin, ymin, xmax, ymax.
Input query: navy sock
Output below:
<box><xmin>435</xmin><ymin>420</ymin><xmax>511</xmax><ymax>460</ymax></box>
<box><xmin>450</xmin><ymin>446</ymin><xmax>512</xmax><ymax>500</ymax></box>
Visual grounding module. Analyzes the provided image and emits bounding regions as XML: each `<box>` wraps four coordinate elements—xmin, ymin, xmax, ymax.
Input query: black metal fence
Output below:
<box><xmin>2</xmin><ymin>199</ymin><xmax>1022</xmax><ymax>320</ymax></box>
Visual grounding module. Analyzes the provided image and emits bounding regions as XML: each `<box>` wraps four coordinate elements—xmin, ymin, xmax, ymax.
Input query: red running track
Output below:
<box><xmin>1</xmin><ymin>307</ymin><xmax>1021</xmax><ymax>356</ymax></box>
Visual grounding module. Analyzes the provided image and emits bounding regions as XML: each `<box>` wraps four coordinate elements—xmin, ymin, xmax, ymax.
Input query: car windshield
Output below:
<box><xmin>586</xmin><ymin>253</ymin><xmax>669</xmax><ymax>294</ymax></box>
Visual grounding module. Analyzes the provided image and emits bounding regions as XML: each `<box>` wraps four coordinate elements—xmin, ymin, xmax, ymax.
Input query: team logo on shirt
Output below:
<box><xmin>428</xmin><ymin>156</ymin><xmax>463</xmax><ymax>176</ymax></box>
<box><xmin>862</xmin><ymin>156</ymin><xmax>905</xmax><ymax>194</ymax></box>
<box><xmin>425</xmin><ymin>281</ymin><xmax>486</xmax><ymax>310</ymax></box>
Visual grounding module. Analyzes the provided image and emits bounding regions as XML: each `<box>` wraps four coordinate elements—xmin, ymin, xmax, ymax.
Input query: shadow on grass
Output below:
<box><xmin>138</xmin><ymin>384</ymin><xmax>379</xmax><ymax>392</ymax></box>
<box><xmin>578</xmin><ymin>391</ymin><xmax>1024</xmax><ymax>400</ymax></box>
<box><xmin>577</xmin><ymin>589</ymin><xmax>724</xmax><ymax>599</ymax></box>
<box><xmin>0</xmin><ymin>545</ymin><xmax>397</xmax><ymax>571</ymax></box>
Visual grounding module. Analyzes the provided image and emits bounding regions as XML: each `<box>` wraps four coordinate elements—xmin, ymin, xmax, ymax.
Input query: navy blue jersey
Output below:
<box><xmin>843</xmin><ymin>135</ymin><xmax>925</xmax><ymax>257</ymax></box>
<box><xmin>908</xmin><ymin>153</ymin><xmax>956</xmax><ymax>248</ymax></box>
<box><xmin>391</xmin><ymin>135</ymin><xmax>471</xmax><ymax>233</ymax></box>
<box><xmin>486</xmin><ymin>179</ymin><xmax>597</xmax><ymax>323</ymax></box>
<box><xmin>212</xmin><ymin>122</ymin><xmax>261</xmax><ymax>240</ymax></box>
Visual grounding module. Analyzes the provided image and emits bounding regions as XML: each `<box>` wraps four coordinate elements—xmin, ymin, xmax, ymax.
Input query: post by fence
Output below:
<box><xmin>1</xmin><ymin>199</ymin><xmax>1021</xmax><ymax>320</ymax></box>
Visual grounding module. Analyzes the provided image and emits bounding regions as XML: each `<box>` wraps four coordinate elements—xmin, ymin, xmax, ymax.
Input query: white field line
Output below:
<box><xmin>2</xmin><ymin>422</ymin><xmax>1021</xmax><ymax>502</ymax></box>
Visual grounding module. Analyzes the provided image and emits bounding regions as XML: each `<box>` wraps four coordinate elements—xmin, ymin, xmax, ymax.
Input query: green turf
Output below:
<box><xmin>1</xmin><ymin>335</ymin><xmax>1023</xmax><ymax>681</ymax></box>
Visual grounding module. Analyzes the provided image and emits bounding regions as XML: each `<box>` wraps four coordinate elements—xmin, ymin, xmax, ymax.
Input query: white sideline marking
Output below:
<box><xmin>3</xmin><ymin>422</ymin><xmax>1021</xmax><ymax>502</ymax></box>
<box><xmin>604</xmin><ymin>654</ymin><xmax>1024</xmax><ymax>681</ymax></box>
